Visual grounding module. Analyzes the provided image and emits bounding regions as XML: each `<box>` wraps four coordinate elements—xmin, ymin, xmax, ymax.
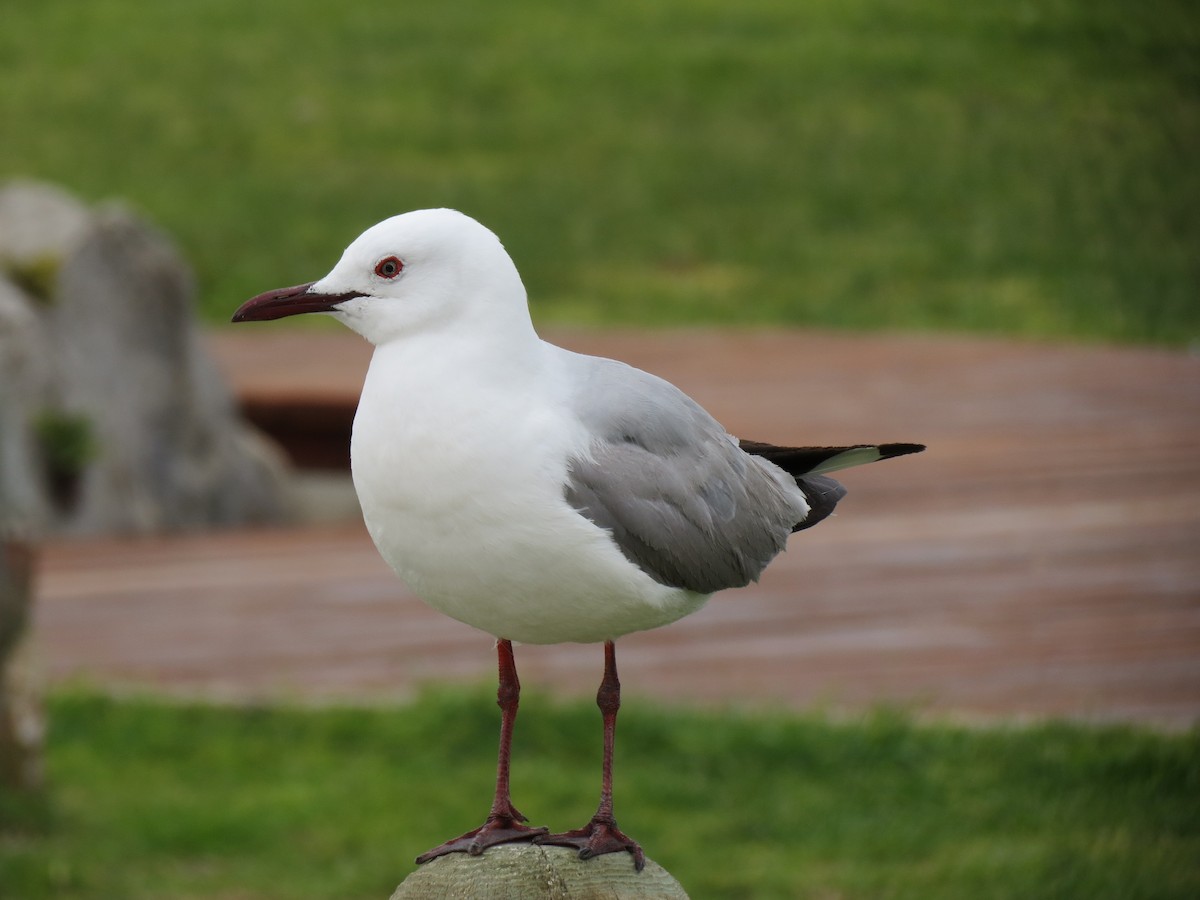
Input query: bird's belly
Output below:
<box><xmin>358</xmin><ymin>487</ymin><xmax>709</xmax><ymax>644</ymax></box>
<box><xmin>351</xmin><ymin>414</ymin><xmax>709</xmax><ymax>644</ymax></box>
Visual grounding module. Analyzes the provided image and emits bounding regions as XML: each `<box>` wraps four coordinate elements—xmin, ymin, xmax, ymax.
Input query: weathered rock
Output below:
<box><xmin>0</xmin><ymin>276</ymin><xmax>48</xmax><ymax>793</ymax></box>
<box><xmin>0</xmin><ymin>178</ymin><xmax>295</xmax><ymax>534</ymax></box>
<box><xmin>0</xmin><ymin>276</ymin><xmax>51</xmax><ymax>531</ymax></box>
<box><xmin>47</xmin><ymin>204</ymin><xmax>293</xmax><ymax>533</ymax></box>
<box><xmin>0</xmin><ymin>180</ymin><xmax>90</xmax><ymax>301</ymax></box>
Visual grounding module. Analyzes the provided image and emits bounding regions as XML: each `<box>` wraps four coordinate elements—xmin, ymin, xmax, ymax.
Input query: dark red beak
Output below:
<box><xmin>231</xmin><ymin>282</ymin><xmax>363</xmax><ymax>323</ymax></box>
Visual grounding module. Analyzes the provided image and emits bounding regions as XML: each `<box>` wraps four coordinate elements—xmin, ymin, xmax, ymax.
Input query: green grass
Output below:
<box><xmin>2</xmin><ymin>690</ymin><xmax>1197</xmax><ymax>899</ymax></box>
<box><xmin>1</xmin><ymin>1</ymin><xmax>1196</xmax><ymax>343</ymax></box>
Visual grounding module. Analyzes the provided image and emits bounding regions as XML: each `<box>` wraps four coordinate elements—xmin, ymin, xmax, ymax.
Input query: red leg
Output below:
<box><xmin>416</xmin><ymin>639</ymin><xmax>547</xmax><ymax>864</ymax></box>
<box><xmin>538</xmin><ymin>641</ymin><xmax>645</xmax><ymax>871</ymax></box>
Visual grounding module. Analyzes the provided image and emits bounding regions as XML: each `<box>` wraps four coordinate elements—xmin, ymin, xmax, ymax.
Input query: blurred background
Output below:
<box><xmin>1</xmin><ymin>0</ymin><xmax>1196</xmax><ymax>340</ymax></box>
<box><xmin>1</xmin><ymin>2</ymin><xmax>1197</xmax><ymax>898</ymax></box>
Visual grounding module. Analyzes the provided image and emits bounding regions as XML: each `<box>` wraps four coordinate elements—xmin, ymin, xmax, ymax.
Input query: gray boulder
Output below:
<box><xmin>0</xmin><ymin>276</ymin><xmax>51</xmax><ymax>533</ymax></box>
<box><xmin>0</xmin><ymin>179</ymin><xmax>294</xmax><ymax>534</ymax></box>
<box><xmin>0</xmin><ymin>277</ymin><xmax>48</xmax><ymax>792</ymax></box>
<box><xmin>0</xmin><ymin>180</ymin><xmax>90</xmax><ymax>279</ymax></box>
<box><xmin>48</xmin><ymin>204</ymin><xmax>294</xmax><ymax>533</ymax></box>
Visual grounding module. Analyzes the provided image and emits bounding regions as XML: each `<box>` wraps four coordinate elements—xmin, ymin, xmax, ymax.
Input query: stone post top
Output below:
<box><xmin>390</xmin><ymin>843</ymin><xmax>688</xmax><ymax>899</ymax></box>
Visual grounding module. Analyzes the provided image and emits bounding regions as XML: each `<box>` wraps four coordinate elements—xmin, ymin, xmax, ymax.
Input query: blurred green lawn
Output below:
<box><xmin>2</xmin><ymin>690</ymin><xmax>1197</xmax><ymax>899</ymax></box>
<box><xmin>1</xmin><ymin>0</ymin><xmax>1195</xmax><ymax>342</ymax></box>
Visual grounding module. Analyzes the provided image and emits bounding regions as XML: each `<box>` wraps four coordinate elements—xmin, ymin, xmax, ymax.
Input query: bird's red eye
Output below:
<box><xmin>375</xmin><ymin>256</ymin><xmax>403</xmax><ymax>279</ymax></box>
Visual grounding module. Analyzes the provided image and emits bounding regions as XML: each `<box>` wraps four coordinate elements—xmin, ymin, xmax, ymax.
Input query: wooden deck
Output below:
<box><xmin>34</xmin><ymin>328</ymin><xmax>1200</xmax><ymax>727</ymax></box>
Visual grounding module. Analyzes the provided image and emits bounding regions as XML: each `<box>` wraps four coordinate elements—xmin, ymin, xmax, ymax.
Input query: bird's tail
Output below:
<box><xmin>739</xmin><ymin>440</ymin><xmax>925</xmax><ymax>532</ymax></box>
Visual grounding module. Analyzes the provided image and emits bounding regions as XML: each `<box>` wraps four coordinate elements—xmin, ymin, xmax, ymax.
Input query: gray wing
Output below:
<box><xmin>562</xmin><ymin>354</ymin><xmax>809</xmax><ymax>595</ymax></box>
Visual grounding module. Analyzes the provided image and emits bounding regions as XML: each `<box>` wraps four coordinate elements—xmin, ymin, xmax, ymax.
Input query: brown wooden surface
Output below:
<box><xmin>33</xmin><ymin>328</ymin><xmax>1200</xmax><ymax>727</ymax></box>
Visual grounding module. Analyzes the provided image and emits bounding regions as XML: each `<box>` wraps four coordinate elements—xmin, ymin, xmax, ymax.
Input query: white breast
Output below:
<box><xmin>349</xmin><ymin>338</ymin><xmax>709</xmax><ymax>644</ymax></box>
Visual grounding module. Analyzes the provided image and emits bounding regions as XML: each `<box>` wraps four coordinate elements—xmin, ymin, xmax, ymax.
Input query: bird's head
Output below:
<box><xmin>231</xmin><ymin>208</ymin><xmax>530</xmax><ymax>345</ymax></box>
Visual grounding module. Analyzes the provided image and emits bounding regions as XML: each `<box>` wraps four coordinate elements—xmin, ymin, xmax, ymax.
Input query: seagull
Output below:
<box><xmin>232</xmin><ymin>208</ymin><xmax>924</xmax><ymax>871</ymax></box>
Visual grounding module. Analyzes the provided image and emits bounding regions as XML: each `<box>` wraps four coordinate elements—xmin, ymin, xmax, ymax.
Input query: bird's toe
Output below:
<box><xmin>537</xmin><ymin>816</ymin><xmax>645</xmax><ymax>871</ymax></box>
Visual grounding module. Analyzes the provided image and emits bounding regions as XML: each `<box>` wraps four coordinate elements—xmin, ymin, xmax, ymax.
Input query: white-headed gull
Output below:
<box><xmin>232</xmin><ymin>208</ymin><xmax>923</xmax><ymax>870</ymax></box>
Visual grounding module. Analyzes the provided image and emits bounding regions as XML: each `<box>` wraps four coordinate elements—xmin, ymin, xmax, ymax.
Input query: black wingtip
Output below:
<box><xmin>739</xmin><ymin>440</ymin><xmax>926</xmax><ymax>476</ymax></box>
<box><xmin>877</xmin><ymin>443</ymin><xmax>926</xmax><ymax>460</ymax></box>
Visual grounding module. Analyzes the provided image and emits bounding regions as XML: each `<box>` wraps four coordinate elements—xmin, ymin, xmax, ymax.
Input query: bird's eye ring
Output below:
<box><xmin>375</xmin><ymin>256</ymin><xmax>404</xmax><ymax>279</ymax></box>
